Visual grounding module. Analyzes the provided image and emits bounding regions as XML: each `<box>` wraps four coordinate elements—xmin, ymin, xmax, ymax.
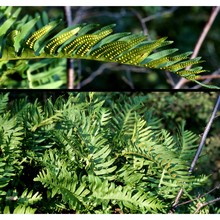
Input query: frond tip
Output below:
<box><xmin>0</xmin><ymin>7</ymin><xmax>207</xmax><ymax>81</ymax></box>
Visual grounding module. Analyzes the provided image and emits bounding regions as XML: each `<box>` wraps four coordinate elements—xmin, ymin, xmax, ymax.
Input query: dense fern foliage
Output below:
<box><xmin>0</xmin><ymin>92</ymin><xmax>219</xmax><ymax>214</ymax></box>
<box><xmin>0</xmin><ymin>6</ymin><xmax>208</xmax><ymax>88</ymax></box>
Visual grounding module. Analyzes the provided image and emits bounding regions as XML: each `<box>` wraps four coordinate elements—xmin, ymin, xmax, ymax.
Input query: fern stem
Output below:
<box><xmin>158</xmin><ymin>169</ymin><xmax>165</xmax><ymax>188</ymax></box>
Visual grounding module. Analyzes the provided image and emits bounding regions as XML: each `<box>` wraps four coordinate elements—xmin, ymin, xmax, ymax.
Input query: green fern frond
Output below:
<box><xmin>4</xmin><ymin>205</ymin><xmax>37</xmax><ymax>214</ymax></box>
<box><xmin>17</xmin><ymin>189</ymin><xmax>42</xmax><ymax>205</ymax></box>
<box><xmin>176</xmin><ymin>121</ymin><xmax>199</xmax><ymax>163</ymax></box>
<box><xmin>0</xmin><ymin>7</ymin><xmax>207</xmax><ymax>83</ymax></box>
<box><xmin>3</xmin><ymin>187</ymin><xmax>41</xmax><ymax>214</ymax></box>
<box><xmin>0</xmin><ymin>93</ymin><xmax>9</xmax><ymax>114</ymax></box>
<box><xmin>110</xmin><ymin>95</ymin><xmax>200</xmax><ymax>193</ymax></box>
<box><xmin>87</xmin><ymin>175</ymin><xmax>164</xmax><ymax>213</ymax></box>
<box><xmin>34</xmin><ymin>160</ymin><xmax>91</xmax><ymax>213</ymax></box>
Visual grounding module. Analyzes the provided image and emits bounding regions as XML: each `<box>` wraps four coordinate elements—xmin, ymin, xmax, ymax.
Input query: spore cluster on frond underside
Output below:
<box><xmin>25</xmin><ymin>23</ymin><xmax>206</xmax><ymax>80</ymax></box>
<box><xmin>0</xmin><ymin>10</ymin><xmax>207</xmax><ymax>81</ymax></box>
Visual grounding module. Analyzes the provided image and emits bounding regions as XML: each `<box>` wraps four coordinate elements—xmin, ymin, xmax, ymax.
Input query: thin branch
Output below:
<box><xmin>76</xmin><ymin>60</ymin><xmax>82</xmax><ymax>89</ymax></box>
<box><xmin>130</xmin><ymin>8</ymin><xmax>149</xmax><ymax>37</ymax></box>
<box><xmin>174</xmin><ymin>6</ymin><xmax>220</xmax><ymax>89</ymax></box>
<box><xmin>170</xmin><ymin>188</ymin><xmax>184</xmax><ymax>212</ymax></box>
<box><xmin>80</xmin><ymin>63</ymin><xmax>153</xmax><ymax>88</ymax></box>
<box><xmin>170</xmin><ymin>95</ymin><xmax>220</xmax><ymax>213</ymax></box>
<box><xmin>175</xmin><ymin>183</ymin><xmax>220</xmax><ymax>208</ymax></box>
<box><xmin>194</xmin><ymin>197</ymin><xmax>220</xmax><ymax>214</ymax></box>
<box><xmin>171</xmin><ymin>70</ymin><xmax>220</xmax><ymax>90</ymax></box>
<box><xmin>192</xmin><ymin>6</ymin><xmax>220</xmax><ymax>59</ymax></box>
<box><xmin>195</xmin><ymin>74</ymin><xmax>220</xmax><ymax>80</ymax></box>
<box><xmin>189</xmin><ymin>95</ymin><xmax>220</xmax><ymax>173</ymax></box>
<box><xmin>64</xmin><ymin>6</ymin><xmax>75</xmax><ymax>89</ymax></box>
<box><xmin>192</xmin><ymin>67</ymin><xmax>220</xmax><ymax>89</ymax></box>
<box><xmin>66</xmin><ymin>59</ymin><xmax>75</xmax><ymax>89</ymax></box>
<box><xmin>164</xmin><ymin>71</ymin><xmax>176</xmax><ymax>87</ymax></box>
<box><xmin>121</xmin><ymin>68</ymin><xmax>135</xmax><ymax>89</ymax></box>
<box><xmin>142</xmin><ymin>7</ymin><xmax>178</xmax><ymax>23</ymax></box>
<box><xmin>80</xmin><ymin>63</ymin><xmax>118</xmax><ymax>87</ymax></box>
<box><xmin>131</xmin><ymin>8</ymin><xmax>179</xmax><ymax>87</ymax></box>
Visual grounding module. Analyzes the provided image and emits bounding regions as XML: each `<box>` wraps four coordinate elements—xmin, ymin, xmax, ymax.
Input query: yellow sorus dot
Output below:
<box><xmin>26</xmin><ymin>26</ymin><xmax>52</xmax><ymax>49</ymax></box>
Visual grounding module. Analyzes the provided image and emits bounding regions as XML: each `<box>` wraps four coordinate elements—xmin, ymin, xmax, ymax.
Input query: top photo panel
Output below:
<box><xmin>0</xmin><ymin>6</ymin><xmax>220</xmax><ymax>90</ymax></box>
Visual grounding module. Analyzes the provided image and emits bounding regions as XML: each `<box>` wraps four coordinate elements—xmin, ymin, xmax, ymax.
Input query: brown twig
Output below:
<box><xmin>194</xmin><ymin>197</ymin><xmax>220</xmax><ymax>213</ymax></box>
<box><xmin>130</xmin><ymin>8</ymin><xmax>149</xmax><ymax>37</ymax></box>
<box><xmin>174</xmin><ymin>6</ymin><xmax>220</xmax><ymax>89</ymax></box>
<box><xmin>131</xmin><ymin>8</ymin><xmax>178</xmax><ymax>87</ymax></box>
<box><xmin>80</xmin><ymin>63</ymin><xmax>154</xmax><ymax>88</ymax></box>
<box><xmin>192</xmin><ymin>67</ymin><xmax>220</xmax><ymax>89</ymax></box>
<box><xmin>121</xmin><ymin>68</ymin><xmax>135</xmax><ymax>89</ymax></box>
<box><xmin>170</xmin><ymin>95</ymin><xmax>220</xmax><ymax>213</ymax></box>
<box><xmin>174</xmin><ymin>183</ymin><xmax>220</xmax><ymax>208</ymax></box>
<box><xmin>64</xmin><ymin>6</ymin><xmax>75</xmax><ymax>89</ymax></box>
<box><xmin>142</xmin><ymin>7</ymin><xmax>178</xmax><ymax>23</ymax></box>
<box><xmin>80</xmin><ymin>63</ymin><xmax>118</xmax><ymax>87</ymax></box>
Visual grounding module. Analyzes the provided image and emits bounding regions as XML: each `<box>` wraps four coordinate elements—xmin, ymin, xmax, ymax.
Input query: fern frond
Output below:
<box><xmin>3</xmin><ymin>187</ymin><xmax>41</xmax><ymax>214</ymax></box>
<box><xmin>176</xmin><ymin>121</ymin><xmax>199</xmax><ymax>163</ymax></box>
<box><xmin>34</xmin><ymin>160</ymin><xmax>91</xmax><ymax>213</ymax></box>
<box><xmin>0</xmin><ymin>7</ymin><xmax>207</xmax><ymax>82</ymax></box>
<box><xmin>0</xmin><ymin>7</ymin><xmax>21</xmax><ymax>54</ymax></box>
<box><xmin>0</xmin><ymin>93</ymin><xmax>9</xmax><ymax>114</ymax></box>
<box><xmin>27</xmin><ymin>58</ymin><xmax>66</xmax><ymax>89</ymax></box>
<box><xmin>87</xmin><ymin>175</ymin><xmax>165</xmax><ymax>213</ymax></box>
<box><xmin>18</xmin><ymin>188</ymin><xmax>42</xmax><ymax>205</ymax></box>
<box><xmin>4</xmin><ymin>205</ymin><xmax>37</xmax><ymax>214</ymax></box>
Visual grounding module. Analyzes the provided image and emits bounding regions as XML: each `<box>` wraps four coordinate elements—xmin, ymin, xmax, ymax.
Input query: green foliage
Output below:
<box><xmin>0</xmin><ymin>91</ymin><xmax>219</xmax><ymax>213</ymax></box>
<box><xmin>0</xmin><ymin>6</ymin><xmax>208</xmax><ymax>88</ymax></box>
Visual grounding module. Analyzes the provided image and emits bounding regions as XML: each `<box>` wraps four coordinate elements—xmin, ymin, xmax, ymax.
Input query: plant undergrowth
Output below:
<box><xmin>0</xmin><ymin>92</ymin><xmax>219</xmax><ymax>214</ymax></box>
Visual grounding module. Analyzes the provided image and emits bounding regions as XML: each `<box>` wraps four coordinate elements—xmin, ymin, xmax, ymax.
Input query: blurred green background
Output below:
<box><xmin>12</xmin><ymin>6</ymin><xmax>220</xmax><ymax>89</ymax></box>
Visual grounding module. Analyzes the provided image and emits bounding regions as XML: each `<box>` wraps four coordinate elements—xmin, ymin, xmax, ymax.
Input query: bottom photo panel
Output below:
<box><xmin>0</xmin><ymin>91</ymin><xmax>220</xmax><ymax>214</ymax></box>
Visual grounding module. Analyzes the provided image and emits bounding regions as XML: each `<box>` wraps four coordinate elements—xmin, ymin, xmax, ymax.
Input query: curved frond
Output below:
<box><xmin>0</xmin><ymin>93</ymin><xmax>9</xmax><ymax>114</ymax></box>
<box><xmin>0</xmin><ymin>7</ymin><xmax>207</xmax><ymax>82</ymax></box>
<box><xmin>87</xmin><ymin>174</ymin><xmax>165</xmax><ymax>213</ymax></box>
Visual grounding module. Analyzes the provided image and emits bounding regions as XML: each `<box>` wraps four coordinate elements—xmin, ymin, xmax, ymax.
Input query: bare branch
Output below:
<box><xmin>121</xmin><ymin>69</ymin><xmax>135</xmax><ymax>89</ymax></box>
<box><xmin>189</xmin><ymin>95</ymin><xmax>220</xmax><ymax>173</ymax></box>
<box><xmin>192</xmin><ymin>67</ymin><xmax>220</xmax><ymax>89</ymax></box>
<box><xmin>80</xmin><ymin>63</ymin><xmax>118</xmax><ymax>87</ymax></box>
<box><xmin>130</xmin><ymin>8</ymin><xmax>149</xmax><ymax>37</ymax></box>
<box><xmin>142</xmin><ymin>7</ymin><xmax>178</xmax><ymax>23</ymax></box>
<box><xmin>194</xmin><ymin>197</ymin><xmax>220</xmax><ymax>214</ymax></box>
<box><xmin>174</xmin><ymin>6</ymin><xmax>220</xmax><ymax>89</ymax></box>
<box><xmin>174</xmin><ymin>183</ymin><xmax>220</xmax><ymax>208</ymax></box>
<box><xmin>192</xmin><ymin>6</ymin><xmax>220</xmax><ymax>59</ymax></box>
<box><xmin>64</xmin><ymin>6</ymin><xmax>75</xmax><ymax>89</ymax></box>
<box><xmin>170</xmin><ymin>95</ymin><xmax>220</xmax><ymax>213</ymax></box>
